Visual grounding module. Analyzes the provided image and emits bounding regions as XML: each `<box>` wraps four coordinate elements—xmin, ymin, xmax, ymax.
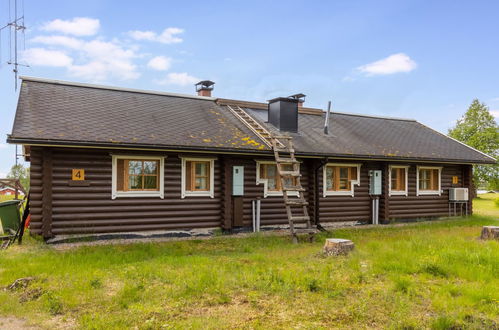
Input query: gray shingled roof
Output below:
<box><xmin>8</xmin><ymin>77</ymin><xmax>495</xmax><ymax>164</ymax></box>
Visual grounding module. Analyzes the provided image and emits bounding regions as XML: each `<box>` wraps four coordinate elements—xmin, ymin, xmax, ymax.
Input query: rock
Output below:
<box><xmin>480</xmin><ymin>226</ymin><xmax>499</xmax><ymax>240</ymax></box>
<box><xmin>323</xmin><ymin>238</ymin><xmax>354</xmax><ymax>256</ymax></box>
<box><xmin>6</xmin><ymin>277</ymin><xmax>36</xmax><ymax>291</ymax></box>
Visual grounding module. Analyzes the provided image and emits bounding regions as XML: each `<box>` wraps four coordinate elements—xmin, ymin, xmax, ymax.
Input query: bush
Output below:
<box><xmin>494</xmin><ymin>197</ymin><xmax>499</xmax><ymax>207</ymax></box>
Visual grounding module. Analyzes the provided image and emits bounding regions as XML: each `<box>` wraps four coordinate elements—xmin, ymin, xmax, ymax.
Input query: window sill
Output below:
<box><xmin>264</xmin><ymin>191</ymin><xmax>299</xmax><ymax>198</ymax></box>
<box><xmin>389</xmin><ymin>191</ymin><xmax>408</xmax><ymax>196</ymax></box>
<box><xmin>417</xmin><ymin>190</ymin><xmax>441</xmax><ymax>196</ymax></box>
<box><xmin>324</xmin><ymin>191</ymin><xmax>354</xmax><ymax>197</ymax></box>
<box><xmin>113</xmin><ymin>191</ymin><xmax>163</xmax><ymax>199</ymax></box>
<box><xmin>183</xmin><ymin>191</ymin><xmax>214</xmax><ymax>198</ymax></box>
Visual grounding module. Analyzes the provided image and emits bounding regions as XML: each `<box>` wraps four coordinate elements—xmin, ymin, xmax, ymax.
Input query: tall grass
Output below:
<box><xmin>0</xmin><ymin>215</ymin><xmax>497</xmax><ymax>329</ymax></box>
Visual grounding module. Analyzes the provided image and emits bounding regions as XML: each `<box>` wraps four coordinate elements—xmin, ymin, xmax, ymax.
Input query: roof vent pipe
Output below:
<box><xmin>195</xmin><ymin>80</ymin><xmax>215</xmax><ymax>97</ymax></box>
<box><xmin>324</xmin><ymin>101</ymin><xmax>331</xmax><ymax>134</ymax></box>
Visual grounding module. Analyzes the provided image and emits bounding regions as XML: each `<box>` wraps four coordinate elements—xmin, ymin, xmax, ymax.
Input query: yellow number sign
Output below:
<box><xmin>452</xmin><ymin>176</ymin><xmax>458</xmax><ymax>184</ymax></box>
<box><xmin>72</xmin><ymin>169</ymin><xmax>85</xmax><ymax>181</ymax></box>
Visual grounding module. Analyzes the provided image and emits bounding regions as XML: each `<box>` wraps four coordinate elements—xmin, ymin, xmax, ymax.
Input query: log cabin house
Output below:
<box><xmin>7</xmin><ymin>77</ymin><xmax>496</xmax><ymax>239</ymax></box>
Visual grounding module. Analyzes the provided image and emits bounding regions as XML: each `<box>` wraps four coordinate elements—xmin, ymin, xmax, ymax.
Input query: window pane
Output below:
<box><xmin>195</xmin><ymin>162</ymin><xmax>207</xmax><ymax>176</ymax></box>
<box><xmin>400</xmin><ymin>169</ymin><xmax>406</xmax><ymax>190</ymax></box>
<box><xmin>143</xmin><ymin>161</ymin><xmax>157</xmax><ymax>175</ymax></box>
<box><xmin>128</xmin><ymin>161</ymin><xmax>143</xmax><ymax>175</ymax></box>
<box><xmin>144</xmin><ymin>176</ymin><xmax>158</xmax><ymax>189</ymax></box>
<box><xmin>129</xmin><ymin>175</ymin><xmax>142</xmax><ymax>190</ymax></box>
<box><xmin>195</xmin><ymin>177</ymin><xmax>207</xmax><ymax>190</ymax></box>
<box><xmin>117</xmin><ymin>159</ymin><xmax>125</xmax><ymax>191</ymax></box>
<box><xmin>326</xmin><ymin>167</ymin><xmax>333</xmax><ymax>191</ymax></box>
<box><xmin>267</xmin><ymin>165</ymin><xmax>276</xmax><ymax>178</ymax></box>
<box><xmin>339</xmin><ymin>167</ymin><xmax>348</xmax><ymax>179</ymax></box>
<box><xmin>339</xmin><ymin>179</ymin><xmax>349</xmax><ymax>190</ymax></box>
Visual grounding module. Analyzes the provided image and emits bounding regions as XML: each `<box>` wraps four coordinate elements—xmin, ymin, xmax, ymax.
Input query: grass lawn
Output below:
<box><xmin>474</xmin><ymin>193</ymin><xmax>499</xmax><ymax>218</ymax></box>
<box><xmin>0</xmin><ymin>216</ymin><xmax>497</xmax><ymax>329</ymax></box>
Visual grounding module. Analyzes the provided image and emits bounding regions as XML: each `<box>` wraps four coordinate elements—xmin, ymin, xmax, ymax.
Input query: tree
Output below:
<box><xmin>448</xmin><ymin>99</ymin><xmax>499</xmax><ymax>189</ymax></box>
<box><xmin>7</xmin><ymin>164</ymin><xmax>30</xmax><ymax>192</ymax></box>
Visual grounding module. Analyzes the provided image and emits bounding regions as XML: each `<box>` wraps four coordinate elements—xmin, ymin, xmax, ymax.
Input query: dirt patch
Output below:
<box><xmin>0</xmin><ymin>316</ymin><xmax>37</xmax><ymax>329</ymax></box>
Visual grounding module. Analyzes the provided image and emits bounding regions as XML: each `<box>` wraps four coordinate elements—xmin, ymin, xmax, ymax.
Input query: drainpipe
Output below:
<box><xmin>314</xmin><ymin>157</ymin><xmax>329</xmax><ymax>231</ymax></box>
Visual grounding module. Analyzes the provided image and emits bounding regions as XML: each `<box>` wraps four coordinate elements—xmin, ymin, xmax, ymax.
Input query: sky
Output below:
<box><xmin>0</xmin><ymin>0</ymin><xmax>498</xmax><ymax>177</ymax></box>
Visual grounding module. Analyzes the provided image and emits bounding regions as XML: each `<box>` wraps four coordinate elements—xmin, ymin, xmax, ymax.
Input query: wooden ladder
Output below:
<box><xmin>226</xmin><ymin>105</ymin><xmax>284</xmax><ymax>148</ymax></box>
<box><xmin>225</xmin><ymin>104</ymin><xmax>315</xmax><ymax>242</ymax></box>
<box><xmin>272</xmin><ymin>135</ymin><xmax>317</xmax><ymax>243</ymax></box>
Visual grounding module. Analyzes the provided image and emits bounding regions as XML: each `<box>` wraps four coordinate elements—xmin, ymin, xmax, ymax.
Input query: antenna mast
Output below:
<box><xmin>1</xmin><ymin>0</ymin><xmax>28</xmax><ymax>90</ymax></box>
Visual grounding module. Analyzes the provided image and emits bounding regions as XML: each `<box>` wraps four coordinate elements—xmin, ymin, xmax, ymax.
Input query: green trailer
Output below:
<box><xmin>0</xmin><ymin>200</ymin><xmax>22</xmax><ymax>235</ymax></box>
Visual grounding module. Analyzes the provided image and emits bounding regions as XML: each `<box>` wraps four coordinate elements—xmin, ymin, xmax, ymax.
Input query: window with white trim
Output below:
<box><xmin>416</xmin><ymin>166</ymin><xmax>442</xmax><ymax>196</ymax></box>
<box><xmin>181</xmin><ymin>157</ymin><xmax>215</xmax><ymax>198</ymax></box>
<box><xmin>389</xmin><ymin>165</ymin><xmax>409</xmax><ymax>196</ymax></box>
<box><xmin>256</xmin><ymin>161</ymin><xmax>299</xmax><ymax>197</ymax></box>
<box><xmin>323</xmin><ymin>163</ymin><xmax>361</xmax><ymax>197</ymax></box>
<box><xmin>112</xmin><ymin>155</ymin><xmax>165</xmax><ymax>199</ymax></box>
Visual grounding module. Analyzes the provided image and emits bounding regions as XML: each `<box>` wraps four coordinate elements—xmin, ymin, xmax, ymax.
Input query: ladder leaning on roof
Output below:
<box><xmin>225</xmin><ymin>104</ymin><xmax>317</xmax><ymax>242</ymax></box>
<box><xmin>271</xmin><ymin>135</ymin><xmax>317</xmax><ymax>243</ymax></box>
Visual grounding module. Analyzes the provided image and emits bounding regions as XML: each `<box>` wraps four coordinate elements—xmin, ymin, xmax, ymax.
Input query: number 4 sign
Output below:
<box><xmin>72</xmin><ymin>169</ymin><xmax>85</xmax><ymax>181</ymax></box>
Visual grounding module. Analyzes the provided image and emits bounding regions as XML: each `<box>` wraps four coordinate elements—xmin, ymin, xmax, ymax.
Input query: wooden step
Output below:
<box><xmin>285</xmin><ymin>200</ymin><xmax>309</xmax><ymax>206</ymax></box>
<box><xmin>274</xmin><ymin>147</ymin><xmax>295</xmax><ymax>153</ymax></box>
<box><xmin>289</xmin><ymin>215</ymin><xmax>310</xmax><ymax>221</ymax></box>
<box><xmin>276</xmin><ymin>158</ymin><xmax>299</xmax><ymax>163</ymax></box>
<box><xmin>293</xmin><ymin>228</ymin><xmax>318</xmax><ymax>234</ymax></box>
<box><xmin>282</xmin><ymin>186</ymin><xmax>306</xmax><ymax>192</ymax></box>
<box><xmin>273</xmin><ymin>135</ymin><xmax>292</xmax><ymax>139</ymax></box>
<box><xmin>279</xmin><ymin>171</ymin><xmax>301</xmax><ymax>177</ymax></box>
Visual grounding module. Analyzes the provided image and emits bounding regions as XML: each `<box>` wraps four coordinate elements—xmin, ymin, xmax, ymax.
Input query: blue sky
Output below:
<box><xmin>1</xmin><ymin>0</ymin><xmax>499</xmax><ymax>177</ymax></box>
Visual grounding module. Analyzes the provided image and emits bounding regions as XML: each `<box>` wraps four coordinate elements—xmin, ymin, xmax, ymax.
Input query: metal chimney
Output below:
<box><xmin>195</xmin><ymin>80</ymin><xmax>215</xmax><ymax>97</ymax></box>
<box><xmin>268</xmin><ymin>96</ymin><xmax>299</xmax><ymax>132</ymax></box>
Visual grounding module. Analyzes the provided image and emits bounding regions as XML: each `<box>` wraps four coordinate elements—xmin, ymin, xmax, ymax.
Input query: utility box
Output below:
<box><xmin>369</xmin><ymin>170</ymin><xmax>382</xmax><ymax>195</ymax></box>
<box><xmin>233</xmin><ymin>166</ymin><xmax>244</xmax><ymax>196</ymax></box>
<box><xmin>449</xmin><ymin>188</ymin><xmax>468</xmax><ymax>201</ymax></box>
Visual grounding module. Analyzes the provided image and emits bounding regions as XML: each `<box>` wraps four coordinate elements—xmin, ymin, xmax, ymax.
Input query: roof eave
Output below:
<box><xmin>7</xmin><ymin>137</ymin><xmax>496</xmax><ymax>165</ymax></box>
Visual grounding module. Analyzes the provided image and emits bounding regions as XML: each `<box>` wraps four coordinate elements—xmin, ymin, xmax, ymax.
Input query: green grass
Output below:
<box><xmin>0</xmin><ymin>215</ymin><xmax>497</xmax><ymax>329</ymax></box>
<box><xmin>474</xmin><ymin>193</ymin><xmax>499</xmax><ymax>218</ymax></box>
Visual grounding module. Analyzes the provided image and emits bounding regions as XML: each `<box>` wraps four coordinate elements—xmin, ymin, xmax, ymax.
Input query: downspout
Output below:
<box><xmin>314</xmin><ymin>157</ymin><xmax>328</xmax><ymax>231</ymax></box>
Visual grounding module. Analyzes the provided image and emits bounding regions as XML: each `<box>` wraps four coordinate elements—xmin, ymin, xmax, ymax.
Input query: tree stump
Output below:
<box><xmin>480</xmin><ymin>226</ymin><xmax>499</xmax><ymax>240</ymax></box>
<box><xmin>323</xmin><ymin>238</ymin><xmax>354</xmax><ymax>256</ymax></box>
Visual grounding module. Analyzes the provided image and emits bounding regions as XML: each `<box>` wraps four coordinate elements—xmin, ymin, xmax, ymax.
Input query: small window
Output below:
<box><xmin>417</xmin><ymin>166</ymin><xmax>441</xmax><ymax>196</ymax></box>
<box><xmin>389</xmin><ymin>166</ymin><xmax>408</xmax><ymax>196</ymax></box>
<box><xmin>256</xmin><ymin>161</ymin><xmax>299</xmax><ymax>197</ymax></box>
<box><xmin>112</xmin><ymin>156</ymin><xmax>164</xmax><ymax>199</ymax></box>
<box><xmin>181</xmin><ymin>158</ymin><xmax>215</xmax><ymax>198</ymax></box>
<box><xmin>323</xmin><ymin>164</ymin><xmax>361</xmax><ymax>197</ymax></box>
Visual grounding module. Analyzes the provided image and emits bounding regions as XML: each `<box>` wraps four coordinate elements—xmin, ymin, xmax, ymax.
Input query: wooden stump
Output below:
<box><xmin>480</xmin><ymin>226</ymin><xmax>499</xmax><ymax>240</ymax></box>
<box><xmin>323</xmin><ymin>238</ymin><xmax>354</xmax><ymax>256</ymax></box>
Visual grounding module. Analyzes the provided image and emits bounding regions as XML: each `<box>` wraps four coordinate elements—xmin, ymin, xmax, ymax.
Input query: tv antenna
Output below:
<box><xmin>1</xmin><ymin>0</ymin><xmax>28</xmax><ymax>90</ymax></box>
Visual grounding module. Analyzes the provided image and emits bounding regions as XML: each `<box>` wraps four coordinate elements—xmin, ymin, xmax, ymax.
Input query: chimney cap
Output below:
<box><xmin>195</xmin><ymin>80</ymin><xmax>215</xmax><ymax>91</ymax></box>
<box><xmin>289</xmin><ymin>93</ymin><xmax>306</xmax><ymax>102</ymax></box>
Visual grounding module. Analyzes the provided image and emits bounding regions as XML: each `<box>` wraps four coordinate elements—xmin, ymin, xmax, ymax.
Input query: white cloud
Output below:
<box><xmin>41</xmin><ymin>17</ymin><xmax>100</xmax><ymax>36</ymax></box>
<box><xmin>31</xmin><ymin>35</ymin><xmax>84</xmax><ymax>49</ymax></box>
<box><xmin>0</xmin><ymin>143</ymin><xmax>8</xmax><ymax>149</ymax></box>
<box><xmin>22</xmin><ymin>48</ymin><xmax>73</xmax><ymax>67</ymax></box>
<box><xmin>490</xmin><ymin>110</ymin><xmax>499</xmax><ymax>118</ymax></box>
<box><xmin>156</xmin><ymin>72</ymin><xmax>199</xmax><ymax>86</ymax></box>
<box><xmin>147</xmin><ymin>56</ymin><xmax>172</xmax><ymax>71</ymax></box>
<box><xmin>30</xmin><ymin>36</ymin><xmax>140</xmax><ymax>81</ymax></box>
<box><xmin>129</xmin><ymin>27</ymin><xmax>184</xmax><ymax>44</ymax></box>
<box><xmin>357</xmin><ymin>53</ymin><xmax>417</xmax><ymax>76</ymax></box>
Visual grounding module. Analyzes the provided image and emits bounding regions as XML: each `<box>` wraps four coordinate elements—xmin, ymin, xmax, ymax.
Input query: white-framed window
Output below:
<box><xmin>323</xmin><ymin>163</ymin><xmax>361</xmax><ymax>197</ymax></box>
<box><xmin>112</xmin><ymin>155</ymin><xmax>165</xmax><ymax>199</ymax></box>
<box><xmin>389</xmin><ymin>165</ymin><xmax>409</xmax><ymax>196</ymax></box>
<box><xmin>181</xmin><ymin>157</ymin><xmax>215</xmax><ymax>198</ymax></box>
<box><xmin>416</xmin><ymin>166</ymin><xmax>442</xmax><ymax>196</ymax></box>
<box><xmin>256</xmin><ymin>160</ymin><xmax>299</xmax><ymax>197</ymax></box>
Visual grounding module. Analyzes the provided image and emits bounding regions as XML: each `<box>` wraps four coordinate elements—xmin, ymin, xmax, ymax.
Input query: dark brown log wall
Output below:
<box><xmin>388</xmin><ymin>164</ymin><xmax>465</xmax><ymax>219</ymax></box>
<box><xmin>29</xmin><ymin>146</ymin><xmax>474</xmax><ymax>236</ymax></box>
<box><xmin>29</xmin><ymin>147</ymin><xmax>222</xmax><ymax>235</ymax></box>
